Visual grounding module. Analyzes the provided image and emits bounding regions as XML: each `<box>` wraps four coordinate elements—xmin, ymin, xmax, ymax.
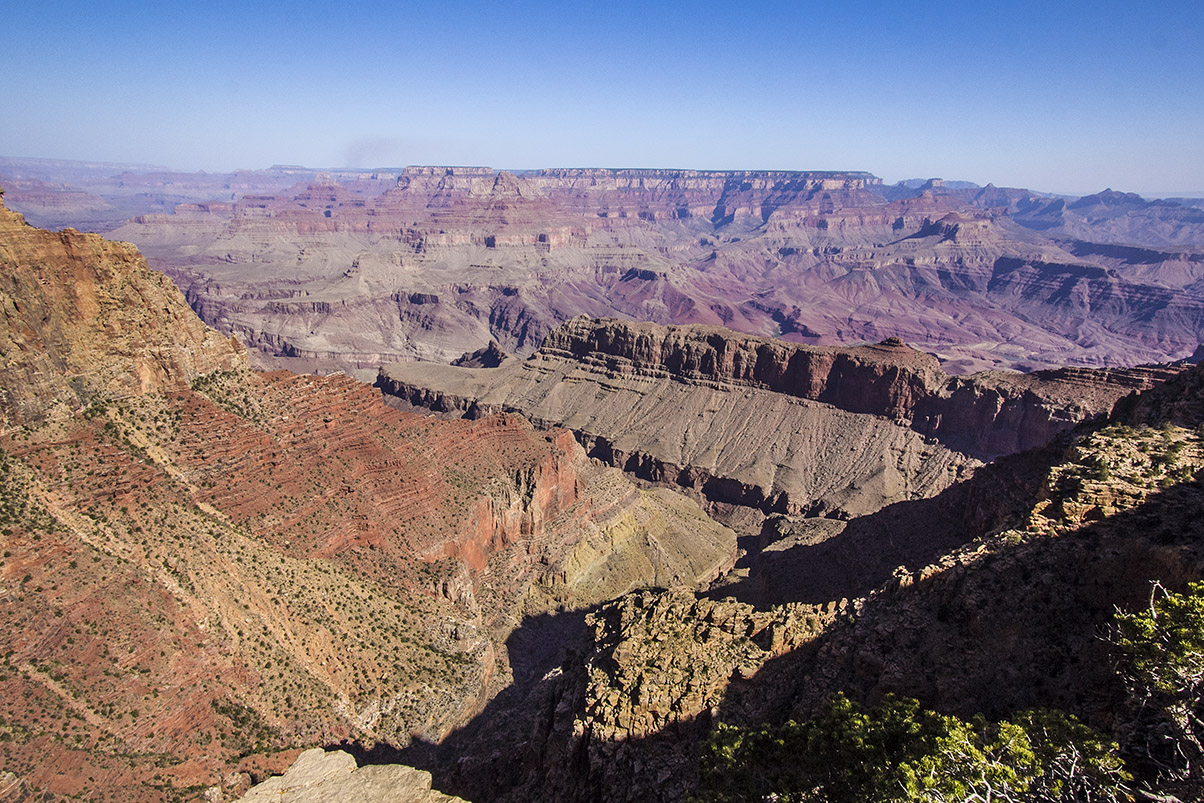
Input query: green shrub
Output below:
<box><xmin>1114</xmin><ymin>581</ymin><xmax>1204</xmax><ymax>791</ymax></box>
<box><xmin>698</xmin><ymin>694</ymin><xmax>1129</xmax><ymax>802</ymax></box>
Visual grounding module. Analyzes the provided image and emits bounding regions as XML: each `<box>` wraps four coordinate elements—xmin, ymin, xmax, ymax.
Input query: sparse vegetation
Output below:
<box><xmin>698</xmin><ymin>695</ymin><xmax>1130</xmax><ymax>803</ymax></box>
<box><xmin>1113</xmin><ymin>581</ymin><xmax>1204</xmax><ymax>799</ymax></box>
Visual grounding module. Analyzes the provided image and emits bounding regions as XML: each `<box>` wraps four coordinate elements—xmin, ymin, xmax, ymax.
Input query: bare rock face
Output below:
<box><xmin>0</xmin><ymin>194</ymin><xmax>245</xmax><ymax>427</ymax></box>
<box><xmin>536</xmin><ymin>316</ymin><xmax>1182</xmax><ymax>455</ymax></box>
<box><xmin>1112</xmin><ymin>355</ymin><xmax>1204</xmax><ymax>428</ymax></box>
<box><xmin>0</xmin><ymin>215</ymin><xmax>735</xmax><ymax>802</ymax></box>
<box><xmin>526</xmin><ymin>479</ymin><xmax>735</xmax><ymax>610</ymax></box>
<box><xmin>235</xmin><ymin>749</ymin><xmax>466</xmax><ymax>802</ymax></box>
<box><xmin>380</xmin><ymin>317</ymin><xmax>1183</xmax><ymax>519</ymax></box>
<box><xmin>90</xmin><ymin>166</ymin><xmax>1204</xmax><ymax>374</ymax></box>
<box><xmin>451</xmin><ymin>341</ymin><xmax>507</xmax><ymax>368</ymax></box>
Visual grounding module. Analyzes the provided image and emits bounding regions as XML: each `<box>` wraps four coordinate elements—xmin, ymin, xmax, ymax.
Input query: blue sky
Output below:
<box><xmin>2</xmin><ymin>0</ymin><xmax>1201</xmax><ymax>195</ymax></box>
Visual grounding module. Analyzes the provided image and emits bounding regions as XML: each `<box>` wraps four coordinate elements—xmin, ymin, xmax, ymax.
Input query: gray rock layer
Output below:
<box><xmin>380</xmin><ymin>317</ymin><xmax>1182</xmax><ymax>518</ymax></box>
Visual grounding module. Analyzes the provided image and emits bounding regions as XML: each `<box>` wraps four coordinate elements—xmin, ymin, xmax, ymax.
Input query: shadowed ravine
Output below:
<box><xmin>382</xmin><ymin>467</ymin><xmax>1204</xmax><ymax>802</ymax></box>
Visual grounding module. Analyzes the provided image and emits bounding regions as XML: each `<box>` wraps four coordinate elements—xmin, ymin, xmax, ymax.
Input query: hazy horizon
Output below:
<box><xmin>7</xmin><ymin>152</ymin><xmax>1204</xmax><ymax>201</ymax></box>
<box><xmin>2</xmin><ymin>1</ymin><xmax>1201</xmax><ymax>197</ymax></box>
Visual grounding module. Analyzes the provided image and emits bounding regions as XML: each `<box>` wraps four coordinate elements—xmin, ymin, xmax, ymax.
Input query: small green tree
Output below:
<box><xmin>698</xmin><ymin>694</ymin><xmax>1129</xmax><ymax>803</ymax></box>
<box><xmin>1113</xmin><ymin>580</ymin><xmax>1204</xmax><ymax>793</ymax></box>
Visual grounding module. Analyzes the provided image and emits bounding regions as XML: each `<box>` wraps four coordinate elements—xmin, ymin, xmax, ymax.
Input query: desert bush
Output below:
<box><xmin>698</xmin><ymin>694</ymin><xmax>1129</xmax><ymax>803</ymax></box>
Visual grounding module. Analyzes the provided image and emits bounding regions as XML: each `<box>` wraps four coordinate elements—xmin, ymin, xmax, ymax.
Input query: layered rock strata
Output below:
<box><xmin>380</xmin><ymin>317</ymin><xmax>1182</xmax><ymax>518</ymax></box>
<box><xmin>0</xmin><ymin>199</ymin><xmax>735</xmax><ymax>802</ymax></box>
<box><xmin>97</xmin><ymin>166</ymin><xmax>1204</xmax><ymax>373</ymax></box>
<box><xmin>0</xmin><ymin>370</ymin><xmax>733</xmax><ymax>803</ymax></box>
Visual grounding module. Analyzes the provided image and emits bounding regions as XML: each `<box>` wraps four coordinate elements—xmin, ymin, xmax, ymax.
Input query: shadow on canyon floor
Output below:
<box><xmin>710</xmin><ymin>443</ymin><xmax>1059</xmax><ymax>607</ymax></box>
<box><xmin>709</xmin><ymin>472</ymin><xmax>1204</xmax><ymax>803</ymax></box>
<box><xmin>332</xmin><ymin>423</ymin><xmax>1204</xmax><ymax>801</ymax></box>
<box><xmin>333</xmin><ymin>605</ymin><xmax>596</xmax><ymax>798</ymax></box>
<box><xmin>335</xmin><ymin>474</ymin><xmax>1204</xmax><ymax>801</ymax></box>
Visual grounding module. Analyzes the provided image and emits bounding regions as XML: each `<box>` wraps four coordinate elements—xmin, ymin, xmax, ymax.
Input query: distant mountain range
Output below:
<box><xmin>4</xmin><ymin>168</ymin><xmax>1204</xmax><ymax>802</ymax></box>
<box><xmin>5</xmin><ymin>156</ymin><xmax>1204</xmax><ymax>376</ymax></box>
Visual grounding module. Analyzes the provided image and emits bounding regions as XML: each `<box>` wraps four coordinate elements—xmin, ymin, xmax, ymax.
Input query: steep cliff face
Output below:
<box><xmin>410</xmin><ymin>364</ymin><xmax>1204</xmax><ymax>803</ymax></box>
<box><xmin>380</xmin><ymin>317</ymin><xmax>1183</xmax><ymax>521</ymax></box>
<box><xmin>537</xmin><ymin>316</ymin><xmax>945</xmax><ymax>419</ymax></box>
<box><xmin>0</xmin><ymin>215</ymin><xmax>736</xmax><ymax>802</ymax></box>
<box><xmin>101</xmin><ymin>166</ymin><xmax>1204</xmax><ymax>374</ymax></box>
<box><xmin>392</xmin><ymin>167</ymin><xmax>880</xmax><ymax>224</ymax></box>
<box><xmin>0</xmin><ymin>196</ymin><xmax>245</xmax><ymax>427</ymax></box>
<box><xmin>535</xmin><ymin>317</ymin><xmax>1181</xmax><ymax>457</ymax></box>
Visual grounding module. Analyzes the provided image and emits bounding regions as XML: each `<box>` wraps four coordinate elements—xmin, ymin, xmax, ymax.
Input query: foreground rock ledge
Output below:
<box><xmin>234</xmin><ymin>748</ymin><xmax>467</xmax><ymax>802</ymax></box>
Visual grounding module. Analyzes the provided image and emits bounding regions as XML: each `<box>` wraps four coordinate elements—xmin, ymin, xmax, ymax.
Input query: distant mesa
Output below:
<box><xmin>5</xmin><ymin>157</ymin><xmax>1204</xmax><ymax>375</ymax></box>
<box><xmin>896</xmin><ymin>177</ymin><xmax>982</xmax><ymax>190</ymax></box>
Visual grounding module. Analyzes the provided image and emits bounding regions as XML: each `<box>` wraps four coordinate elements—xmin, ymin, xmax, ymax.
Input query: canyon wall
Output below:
<box><xmin>88</xmin><ymin>166</ymin><xmax>1204</xmax><ymax>374</ymax></box>
<box><xmin>380</xmin><ymin>317</ymin><xmax>1183</xmax><ymax>519</ymax></box>
<box><xmin>535</xmin><ymin>316</ymin><xmax>1180</xmax><ymax>455</ymax></box>
<box><xmin>0</xmin><ymin>199</ymin><xmax>736</xmax><ymax>802</ymax></box>
<box><xmin>0</xmin><ymin>198</ymin><xmax>245</xmax><ymax>427</ymax></box>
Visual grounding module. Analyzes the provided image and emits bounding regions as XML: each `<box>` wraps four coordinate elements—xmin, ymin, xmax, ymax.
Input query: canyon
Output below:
<box><xmin>0</xmin><ymin>197</ymin><xmax>733</xmax><ymax>801</ymax></box>
<box><xmin>3</xmin><ymin>162</ymin><xmax>1204</xmax><ymax>802</ymax></box>
<box><xmin>379</xmin><ymin>317</ymin><xmax>1204</xmax><ymax>801</ymax></box>
<box><xmin>5</xmin><ymin>159</ymin><xmax>1204</xmax><ymax>376</ymax></box>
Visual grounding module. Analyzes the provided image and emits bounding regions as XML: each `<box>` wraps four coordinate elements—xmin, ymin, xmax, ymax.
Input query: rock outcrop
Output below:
<box><xmin>236</xmin><ymin>749</ymin><xmax>466</xmax><ymax>802</ymax></box>
<box><xmin>380</xmin><ymin>317</ymin><xmax>1183</xmax><ymax>519</ymax></box>
<box><xmin>451</xmin><ymin>341</ymin><xmax>507</xmax><ymax>368</ymax></box>
<box><xmin>534</xmin><ymin>316</ymin><xmax>1182</xmax><ymax>455</ymax></box>
<box><xmin>426</xmin><ymin>589</ymin><xmax>839</xmax><ymax>803</ymax></box>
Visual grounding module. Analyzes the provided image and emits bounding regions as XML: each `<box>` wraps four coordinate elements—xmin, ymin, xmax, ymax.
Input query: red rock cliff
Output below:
<box><xmin>539</xmin><ymin>316</ymin><xmax>1185</xmax><ymax>459</ymax></box>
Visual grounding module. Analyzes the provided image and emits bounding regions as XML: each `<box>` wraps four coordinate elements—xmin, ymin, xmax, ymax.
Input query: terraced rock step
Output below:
<box><xmin>94</xmin><ymin>166</ymin><xmax>1204</xmax><ymax>374</ymax></box>
<box><xmin>380</xmin><ymin>316</ymin><xmax>1184</xmax><ymax>519</ymax></box>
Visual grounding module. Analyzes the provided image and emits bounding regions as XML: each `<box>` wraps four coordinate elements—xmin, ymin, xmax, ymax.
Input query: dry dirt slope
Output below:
<box><xmin>0</xmin><ymin>196</ymin><xmax>736</xmax><ymax>802</ymax></box>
